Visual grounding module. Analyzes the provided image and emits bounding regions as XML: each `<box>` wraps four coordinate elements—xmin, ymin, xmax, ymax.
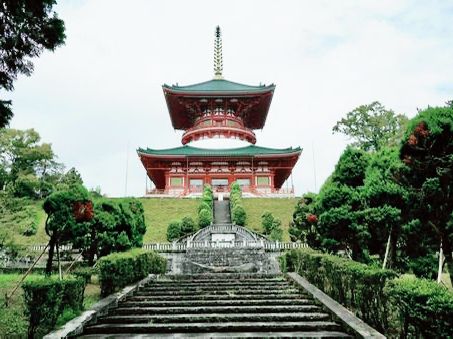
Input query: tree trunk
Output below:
<box><xmin>45</xmin><ymin>236</ymin><xmax>56</xmax><ymax>276</ymax></box>
<box><xmin>382</xmin><ymin>232</ymin><xmax>391</xmax><ymax>269</ymax></box>
<box><xmin>87</xmin><ymin>228</ymin><xmax>97</xmax><ymax>266</ymax></box>
<box><xmin>442</xmin><ymin>237</ymin><xmax>453</xmax><ymax>287</ymax></box>
<box><xmin>437</xmin><ymin>241</ymin><xmax>444</xmax><ymax>283</ymax></box>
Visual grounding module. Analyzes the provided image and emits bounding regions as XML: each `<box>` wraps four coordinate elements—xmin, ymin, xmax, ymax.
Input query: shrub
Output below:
<box><xmin>385</xmin><ymin>276</ymin><xmax>453</xmax><ymax>338</ymax></box>
<box><xmin>229</xmin><ymin>182</ymin><xmax>246</xmax><ymax>226</ymax></box>
<box><xmin>282</xmin><ymin>248</ymin><xmax>397</xmax><ymax>332</ymax></box>
<box><xmin>261</xmin><ymin>211</ymin><xmax>274</xmax><ymax>235</ymax></box>
<box><xmin>269</xmin><ymin>218</ymin><xmax>283</xmax><ymax>241</ymax></box>
<box><xmin>72</xmin><ymin>266</ymin><xmax>95</xmax><ymax>284</ymax></box>
<box><xmin>22</xmin><ymin>276</ymin><xmax>85</xmax><ymax>338</ymax></box>
<box><xmin>198</xmin><ymin>208</ymin><xmax>212</xmax><ymax>228</ymax></box>
<box><xmin>180</xmin><ymin>216</ymin><xmax>196</xmax><ymax>235</ymax></box>
<box><xmin>282</xmin><ymin>249</ymin><xmax>453</xmax><ymax>337</ymax></box>
<box><xmin>232</xmin><ymin>204</ymin><xmax>246</xmax><ymax>226</ymax></box>
<box><xmin>198</xmin><ymin>201</ymin><xmax>211</xmax><ymax>213</ymax></box>
<box><xmin>166</xmin><ymin>220</ymin><xmax>181</xmax><ymax>241</ymax></box>
<box><xmin>98</xmin><ymin>249</ymin><xmax>166</xmax><ymax>297</ymax></box>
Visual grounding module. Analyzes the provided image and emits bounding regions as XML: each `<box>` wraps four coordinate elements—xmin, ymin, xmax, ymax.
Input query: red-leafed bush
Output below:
<box><xmin>73</xmin><ymin>201</ymin><xmax>94</xmax><ymax>222</ymax></box>
<box><xmin>306</xmin><ymin>214</ymin><xmax>318</xmax><ymax>223</ymax></box>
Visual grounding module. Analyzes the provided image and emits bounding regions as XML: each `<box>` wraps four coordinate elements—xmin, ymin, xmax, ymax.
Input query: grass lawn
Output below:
<box><xmin>242</xmin><ymin>198</ymin><xmax>299</xmax><ymax>241</ymax></box>
<box><xmin>0</xmin><ymin>273</ymin><xmax>101</xmax><ymax>337</ymax></box>
<box><xmin>139</xmin><ymin>198</ymin><xmax>199</xmax><ymax>243</ymax></box>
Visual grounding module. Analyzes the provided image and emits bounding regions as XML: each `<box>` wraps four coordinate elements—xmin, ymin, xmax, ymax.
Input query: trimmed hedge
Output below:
<box><xmin>198</xmin><ymin>184</ymin><xmax>213</xmax><ymax>228</ymax></box>
<box><xmin>282</xmin><ymin>249</ymin><xmax>453</xmax><ymax>338</ymax></box>
<box><xmin>230</xmin><ymin>182</ymin><xmax>246</xmax><ymax>226</ymax></box>
<box><xmin>72</xmin><ymin>266</ymin><xmax>95</xmax><ymax>284</ymax></box>
<box><xmin>385</xmin><ymin>276</ymin><xmax>453</xmax><ymax>338</ymax></box>
<box><xmin>98</xmin><ymin>249</ymin><xmax>166</xmax><ymax>296</ymax></box>
<box><xmin>22</xmin><ymin>276</ymin><xmax>85</xmax><ymax>338</ymax></box>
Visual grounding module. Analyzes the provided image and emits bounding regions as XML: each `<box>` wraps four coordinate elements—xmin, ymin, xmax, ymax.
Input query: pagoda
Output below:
<box><xmin>138</xmin><ymin>27</ymin><xmax>302</xmax><ymax>197</ymax></box>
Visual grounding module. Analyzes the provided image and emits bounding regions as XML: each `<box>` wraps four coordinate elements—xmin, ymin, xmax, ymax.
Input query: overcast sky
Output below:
<box><xmin>8</xmin><ymin>0</ymin><xmax>453</xmax><ymax>197</ymax></box>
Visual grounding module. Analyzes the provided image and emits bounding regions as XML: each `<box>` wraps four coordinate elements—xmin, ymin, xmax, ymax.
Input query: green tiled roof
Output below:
<box><xmin>163</xmin><ymin>79</ymin><xmax>275</xmax><ymax>93</ymax></box>
<box><xmin>138</xmin><ymin>145</ymin><xmax>301</xmax><ymax>157</ymax></box>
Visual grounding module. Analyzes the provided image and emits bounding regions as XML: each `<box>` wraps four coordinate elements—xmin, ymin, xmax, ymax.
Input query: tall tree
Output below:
<box><xmin>400</xmin><ymin>103</ymin><xmax>453</xmax><ymax>285</ymax></box>
<box><xmin>43</xmin><ymin>184</ymin><xmax>92</xmax><ymax>275</ymax></box>
<box><xmin>0</xmin><ymin>128</ymin><xmax>61</xmax><ymax>197</ymax></box>
<box><xmin>0</xmin><ymin>0</ymin><xmax>65</xmax><ymax>127</ymax></box>
<box><xmin>333</xmin><ymin>101</ymin><xmax>408</xmax><ymax>152</ymax></box>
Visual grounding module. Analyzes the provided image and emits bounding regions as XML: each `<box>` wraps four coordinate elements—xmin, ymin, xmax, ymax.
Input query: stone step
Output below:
<box><xmin>98</xmin><ymin>312</ymin><xmax>331</xmax><ymax>324</ymax></box>
<box><xmin>145</xmin><ymin>281</ymin><xmax>290</xmax><ymax>288</ymax></box>
<box><xmin>155</xmin><ymin>278</ymin><xmax>284</xmax><ymax>284</ymax></box>
<box><xmin>79</xmin><ymin>330</ymin><xmax>351</xmax><ymax>338</ymax></box>
<box><xmin>112</xmin><ymin>304</ymin><xmax>322</xmax><ymax>315</ymax></box>
<box><xmin>136</xmin><ymin>288</ymin><xmax>301</xmax><ymax>296</ymax></box>
<box><xmin>163</xmin><ymin>273</ymin><xmax>281</xmax><ymax>280</ymax></box>
<box><xmin>83</xmin><ymin>321</ymin><xmax>344</xmax><ymax>335</ymax></box>
<box><xmin>126</xmin><ymin>293</ymin><xmax>303</xmax><ymax>301</ymax></box>
<box><xmin>119</xmin><ymin>298</ymin><xmax>317</xmax><ymax>310</ymax></box>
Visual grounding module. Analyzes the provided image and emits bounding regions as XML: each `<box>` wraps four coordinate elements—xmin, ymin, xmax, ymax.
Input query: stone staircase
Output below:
<box><xmin>81</xmin><ymin>273</ymin><xmax>351</xmax><ymax>338</ymax></box>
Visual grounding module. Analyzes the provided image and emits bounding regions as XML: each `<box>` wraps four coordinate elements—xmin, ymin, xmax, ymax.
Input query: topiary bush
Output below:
<box><xmin>232</xmin><ymin>204</ymin><xmax>246</xmax><ymax>226</ymax></box>
<box><xmin>180</xmin><ymin>216</ymin><xmax>196</xmax><ymax>235</ymax></box>
<box><xmin>98</xmin><ymin>249</ymin><xmax>166</xmax><ymax>297</ymax></box>
<box><xmin>22</xmin><ymin>276</ymin><xmax>85</xmax><ymax>338</ymax></box>
<box><xmin>166</xmin><ymin>220</ymin><xmax>181</xmax><ymax>242</ymax></box>
<box><xmin>230</xmin><ymin>182</ymin><xmax>247</xmax><ymax>226</ymax></box>
<box><xmin>198</xmin><ymin>208</ymin><xmax>212</xmax><ymax>228</ymax></box>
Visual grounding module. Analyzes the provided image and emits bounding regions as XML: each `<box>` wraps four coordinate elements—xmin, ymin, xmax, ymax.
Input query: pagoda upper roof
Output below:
<box><xmin>138</xmin><ymin>144</ymin><xmax>301</xmax><ymax>157</ymax></box>
<box><xmin>163</xmin><ymin>79</ymin><xmax>275</xmax><ymax>95</ymax></box>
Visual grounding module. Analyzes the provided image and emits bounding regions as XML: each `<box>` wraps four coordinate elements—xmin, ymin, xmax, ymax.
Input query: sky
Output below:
<box><xmin>8</xmin><ymin>0</ymin><xmax>453</xmax><ymax>197</ymax></box>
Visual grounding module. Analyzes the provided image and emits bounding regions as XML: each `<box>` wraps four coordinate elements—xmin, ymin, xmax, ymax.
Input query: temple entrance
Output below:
<box><xmin>211</xmin><ymin>178</ymin><xmax>229</xmax><ymax>192</ymax></box>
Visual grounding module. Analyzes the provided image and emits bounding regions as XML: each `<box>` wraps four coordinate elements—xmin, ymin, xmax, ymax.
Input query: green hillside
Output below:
<box><xmin>2</xmin><ymin>197</ymin><xmax>298</xmax><ymax>246</ymax></box>
<box><xmin>242</xmin><ymin>198</ymin><xmax>298</xmax><ymax>241</ymax></box>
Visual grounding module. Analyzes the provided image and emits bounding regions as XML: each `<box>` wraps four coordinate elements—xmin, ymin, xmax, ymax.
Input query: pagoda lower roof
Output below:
<box><xmin>137</xmin><ymin>145</ymin><xmax>301</xmax><ymax>157</ymax></box>
<box><xmin>163</xmin><ymin>79</ymin><xmax>275</xmax><ymax>95</ymax></box>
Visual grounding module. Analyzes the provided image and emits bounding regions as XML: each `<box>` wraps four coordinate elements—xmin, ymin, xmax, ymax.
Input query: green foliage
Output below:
<box><xmin>261</xmin><ymin>211</ymin><xmax>283</xmax><ymax>241</ymax></box>
<box><xmin>98</xmin><ymin>249</ymin><xmax>166</xmax><ymax>297</ymax></box>
<box><xmin>196</xmin><ymin>184</ymin><xmax>213</xmax><ymax>228</ymax></box>
<box><xmin>73</xmin><ymin>198</ymin><xmax>147</xmax><ymax>265</ymax></box>
<box><xmin>198</xmin><ymin>201</ymin><xmax>211</xmax><ymax>213</ymax></box>
<box><xmin>385</xmin><ymin>276</ymin><xmax>453</xmax><ymax>338</ymax></box>
<box><xmin>261</xmin><ymin>211</ymin><xmax>274</xmax><ymax>235</ymax></box>
<box><xmin>332</xmin><ymin>147</ymin><xmax>369</xmax><ymax>187</ymax></box>
<box><xmin>333</xmin><ymin>101</ymin><xmax>408</xmax><ymax>151</ymax></box>
<box><xmin>0</xmin><ymin>0</ymin><xmax>65</xmax><ymax>126</ymax></box>
<box><xmin>400</xmin><ymin>104</ymin><xmax>453</xmax><ymax>286</ymax></box>
<box><xmin>283</xmin><ymin>249</ymin><xmax>397</xmax><ymax>333</ymax></box>
<box><xmin>269</xmin><ymin>219</ymin><xmax>283</xmax><ymax>241</ymax></box>
<box><xmin>289</xmin><ymin>193</ymin><xmax>319</xmax><ymax>246</ymax></box>
<box><xmin>230</xmin><ymin>182</ymin><xmax>246</xmax><ymax>226</ymax></box>
<box><xmin>0</xmin><ymin>128</ymin><xmax>65</xmax><ymax>198</ymax></box>
<box><xmin>180</xmin><ymin>216</ymin><xmax>196</xmax><ymax>235</ymax></box>
<box><xmin>22</xmin><ymin>276</ymin><xmax>84</xmax><ymax>338</ymax></box>
<box><xmin>166</xmin><ymin>220</ymin><xmax>181</xmax><ymax>242</ymax></box>
<box><xmin>198</xmin><ymin>208</ymin><xmax>212</xmax><ymax>228</ymax></box>
<box><xmin>72</xmin><ymin>267</ymin><xmax>95</xmax><ymax>284</ymax></box>
<box><xmin>232</xmin><ymin>204</ymin><xmax>246</xmax><ymax>226</ymax></box>
<box><xmin>284</xmin><ymin>249</ymin><xmax>453</xmax><ymax>337</ymax></box>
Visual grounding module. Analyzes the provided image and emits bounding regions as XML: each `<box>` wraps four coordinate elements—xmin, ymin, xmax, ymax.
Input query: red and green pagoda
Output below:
<box><xmin>138</xmin><ymin>27</ymin><xmax>302</xmax><ymax>197</ymax></box>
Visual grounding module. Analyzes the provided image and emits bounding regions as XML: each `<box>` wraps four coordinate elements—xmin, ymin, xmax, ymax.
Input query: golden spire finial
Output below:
<box><xmin>213</xmin><ymin>26</ymin><xmax>223</xmax><ymax>79</ymax></box>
